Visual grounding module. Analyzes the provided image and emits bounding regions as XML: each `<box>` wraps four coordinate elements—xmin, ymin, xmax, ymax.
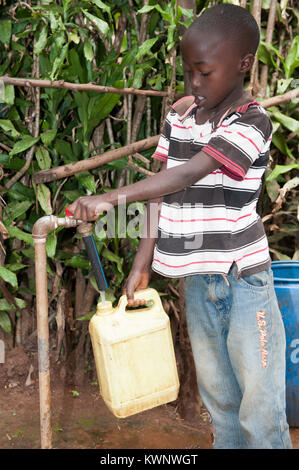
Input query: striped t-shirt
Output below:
<box><xmin>151</xmin><ymin>95</ymin><xmax>273</xmax><ymax>279</ymax></box>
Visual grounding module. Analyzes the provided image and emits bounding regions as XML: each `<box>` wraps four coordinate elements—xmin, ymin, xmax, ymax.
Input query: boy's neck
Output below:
<box><xmin>195</xmin><ymin>87</ymin><xmax>251</xmax><ymax>126</ymax></box>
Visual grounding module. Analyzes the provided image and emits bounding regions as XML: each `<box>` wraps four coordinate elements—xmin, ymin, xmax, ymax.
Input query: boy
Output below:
<box><xmin>69</xmin><ymin>4</ymin><xmax>292</xmax><ymax>449</ymax></box>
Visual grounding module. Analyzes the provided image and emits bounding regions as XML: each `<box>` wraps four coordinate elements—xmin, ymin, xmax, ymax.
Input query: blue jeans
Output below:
<box><xmin>184</xmin><ymin>263</ymin><xmax>292</xmax><ymax>449</ymax></box>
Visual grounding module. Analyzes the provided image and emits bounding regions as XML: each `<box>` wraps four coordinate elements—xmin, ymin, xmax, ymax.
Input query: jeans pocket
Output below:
<box><xmin>239</xmin><ymin>269</ymin><xmax>272</xmax><ymax>290</ymax></box>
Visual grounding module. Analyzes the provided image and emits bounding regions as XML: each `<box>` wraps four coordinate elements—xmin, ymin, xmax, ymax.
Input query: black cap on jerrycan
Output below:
<box><xmin>65</xmin><ymin>206</ymin><xmax>108</xmax><ymax>303</ymax></box>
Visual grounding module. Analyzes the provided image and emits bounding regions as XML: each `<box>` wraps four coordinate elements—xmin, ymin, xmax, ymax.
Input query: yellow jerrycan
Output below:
<box><xmin>89</xmin><ymin>288</ymin><xmax>180</xmax><ymax>418</ymax></box>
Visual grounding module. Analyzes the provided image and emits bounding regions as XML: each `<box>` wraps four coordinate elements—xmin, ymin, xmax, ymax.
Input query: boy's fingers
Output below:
<box><xmin>124</xmin><ymin>283</ymin><xmax>147</xmax><ymax>307</ymax></box>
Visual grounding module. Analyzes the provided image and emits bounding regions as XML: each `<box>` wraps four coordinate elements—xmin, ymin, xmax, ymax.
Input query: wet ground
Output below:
<box><xmin>0</xmin><ymin>346</ymin><xmax>298</xmax><ymax>450</ymax></box>
<box><xmin>0</xmin><ymin>382</ymin><xmax>211</xmax><ymax>450</ymax></box>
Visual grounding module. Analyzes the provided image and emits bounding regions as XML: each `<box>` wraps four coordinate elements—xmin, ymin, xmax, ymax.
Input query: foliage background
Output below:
<box><xmin>0</xmin><ymin>0</ymin><xmax>298</xmax><ymax>361</ymax></box>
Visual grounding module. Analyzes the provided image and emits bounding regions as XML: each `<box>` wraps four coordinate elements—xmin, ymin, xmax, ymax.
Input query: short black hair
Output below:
<box><xmin>186</xmin><ymin>4</ymin><xmax>260</xmax><ymax>56</ymax></box>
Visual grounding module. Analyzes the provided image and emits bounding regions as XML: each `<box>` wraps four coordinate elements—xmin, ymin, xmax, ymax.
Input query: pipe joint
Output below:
<box><xmin>32</xmin><ymin>215</ymin><xmax>82</xmax><ymax>240</ymax></box>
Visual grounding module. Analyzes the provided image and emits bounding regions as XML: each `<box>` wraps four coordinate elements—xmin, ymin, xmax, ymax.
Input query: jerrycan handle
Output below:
<box><xmin>117</xmin><ymin>288</ymin><xmax>162</xmax><ymax>314</ymax></box>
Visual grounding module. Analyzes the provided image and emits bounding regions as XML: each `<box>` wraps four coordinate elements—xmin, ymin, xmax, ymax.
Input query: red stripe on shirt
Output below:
<box><xmin>153</xmin><ymin>246</ymin><xmax>268</xmax><ymax>269</ymax></box>
<box><xmin>153</xmin><ymin>259</ymin><xmax>232</xmax><ymax>268</ymax></box>
<box><xmin>235</xmin><ymin>246</ymin><xmax>268</xmax><ymax>263</ymax></box>
<box><xmin>223</xmin><ymin>130</ymin><xmax>261</xmax><ymax>153</ymax></box>
<box><xmin>173</xmin><ymin>123</ymin><xmax>192</xmax><ymax>130</ymax></box>
<box><xmin>237</xmin><ymin>131</ymin><xmax>260</xmax><ymax>152</ymax></box>
<box><xmin>202</xmin><ymin>145</ymin><xmax>246</xmax><ymax>178</ymax></box>
<box><xmin>157</xmin><ymin>145</ymin><xmax>168</xmax><ymax>152</ymax></box>
<box><xmin>152</xmin><ymin>152</ymin><xmax>167</xmax><ymax>162</ymax></box>
<box><xmin>160</xmin><ymin>212</ymin><xmax>253</xmax><ymax>223</ymax></box>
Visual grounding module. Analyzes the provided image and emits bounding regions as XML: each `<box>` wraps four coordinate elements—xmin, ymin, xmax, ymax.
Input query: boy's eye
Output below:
<box><xmin>200</xmin><ymin>72</ymin><xmax>210</xmax><ymax>77</ymax></box>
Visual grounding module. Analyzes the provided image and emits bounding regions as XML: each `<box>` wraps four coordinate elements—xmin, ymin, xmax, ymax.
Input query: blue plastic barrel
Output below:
<box><xmin>271</xmin><ymin>261</ymin><xmax>299</xmax><ymax>427</ymax></box>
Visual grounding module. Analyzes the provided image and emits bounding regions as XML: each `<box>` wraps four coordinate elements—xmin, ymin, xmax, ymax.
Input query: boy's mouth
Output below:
<box><xmin>194</xmin><ymin>95</ymin><xmax>206</xmax><ymax>106</ymax></box>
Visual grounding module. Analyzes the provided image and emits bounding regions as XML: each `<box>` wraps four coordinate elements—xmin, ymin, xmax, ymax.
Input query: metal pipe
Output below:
<box><xmin>32</xmin><ymin>215</ymin><xmax>82</xmax><ymax>449</ymax></box>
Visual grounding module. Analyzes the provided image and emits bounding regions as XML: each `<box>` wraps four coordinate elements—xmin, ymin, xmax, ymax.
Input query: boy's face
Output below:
<box><xmin>181</xmin><ymin>29</ymin><xmax>248</xmax><ymax>112</ymax></box>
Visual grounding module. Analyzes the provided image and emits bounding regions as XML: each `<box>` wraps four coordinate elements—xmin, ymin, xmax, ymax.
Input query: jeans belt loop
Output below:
<box><xmin>222</xmin><ymin>273</ymin><xmax>230</xmax><ymax>286</ymax></box>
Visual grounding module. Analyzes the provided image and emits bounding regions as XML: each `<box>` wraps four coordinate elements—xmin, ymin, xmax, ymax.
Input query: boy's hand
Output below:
<box><xmin>68</xmin><ymin>195</ymin><xmax>112</xmax><ymax>221</ymax></box>
<box><xmin>122</xmin><ymin>268</ymin><xmax>150</xmax><ymax>308</ymax></box>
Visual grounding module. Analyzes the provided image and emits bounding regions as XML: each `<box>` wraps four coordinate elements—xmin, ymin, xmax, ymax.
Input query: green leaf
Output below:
<box><xmin>64</xmin><ymin>256</ymin><xmax>90</xmax><ymax>269</ymax></box>
<box><xmin>271</xmin><ymin>132</ymin><xmax>295</xmax><ymax>160</ymax></box>
<box><xmin>137</xmin><ymin>5</ymin><xmax>157</xmax><ymax>14</ymax></box>
<box><xmin>9</xmin><ymin>136</ymin><xmax>39</xmax><ymax>157</ymax></box>
<box><xmin>6</xmin><ymin>264</ymin><xmax>28</xmax><ymax>272</ymax></box>
<box><xmin>3</xmin><ymin>200</ymin><xmax>33</xmax><ymax>225</ymax></box>
<box><xmin>271</xmin><ymin>110</ymin><xmax>299</xmax><ymax>133</ymax></box>
<box><xmin>40</xmin><ymin>129</ymin><xmax>57</xmax><ymax>146</ymax></box>
<box><xmin>277</xmin><ymin>78</ymin><xmax>294</xmax><ymax>95</ymax></box>
<box><xmin>0</xmin><ymin>299</ymin><xmax>14</xmax><ymax>310</ymax></box>
<box><xmin>133</xmin><ymin>68</ymin><xmax>144</xmax><ymax>89</ymax></box>
<box><xmin>135</xmin><ymin>37</ymin><xmax>159</xmax><ymax>61</ymax></box>
<box><xmin>0</xmin><ymin>298</ymin><xmax>26</xmax><ymax>310</ymax></box>
<box><xmin>83</xmin><ymin>38</ymin><xmax>94</xmax><ymax>62</ymax></box>
<box><xmin>37</xmin><ymin>183</ymin><xmax>53</xmax><ymax>215</ymax></box>
<box><xmin>177</xmin><ymin>6</ymin><xmax>194</xmax><ymax>21</ymax></box>
<box><xmin>0</xmin><ymin>119</ymin><xmax>20</xmax><ymax>138</ymax></box>
<box><xmin>260</xmin><ymin>41</ymin><xmax>286</xmax><ymax>68</ymax></box>
<box><xmin>266</xmin><ymin>178</ymin><xmax>280</xmax><ymax>202</ymax></box>
<box><xmin>54</xmin><ymin>139</ymin><xmax>74</xmax><ymax>162</ymax></box>
<box><xmin>36</xmin><ymin>146</ymin><xmax>52</xmax><ymax>170</ymax></box>
<box><xmin>285</xmin><ymin>36</ymin><xmax>299</xmax><ymax>78</ymax></box>
<box><xmin>0</xmin><ymin>312</ymin><xmax>11</xmax><ymax>334</ymax></box>
<box><xmin>0</xmin><ymin>265</ymin><xmax>18</xmax><ymax>288</ymax></box>
<box><xmin>138</xmin><ymin>4</ymin><xmax>171</xmax><ymax>22</ymax></box>
<box><xmin>102</xmin><ymin>248</ymin><xmax>123</xmax><ymax>274</ymax></box>
<box><xmin>49</xmin><ymin>11</ymin><xmax>58</xmax><ymax>32</ymax></box>
<box><xmin>2</xmin><ymin>85</ymin><xmax>15</xmax><ymax>105</ymax></box>
<box><xmin>75</xmin><ymin>172</ymin><xmax>96</xmax><ymax>194</ymax></box>
<box><xmin>50</xmin><ymin>43</ymin><xmax>69</xmax><ymax>81</ymax></box>
<box><xmin>266</xmin><ymin>163</ymin><xmax>299</xmax><ymax>182</ymax></box>
<box><xmin>0</xmin><ymin>20</ymin><xmax>11</xmax><ymax>44</ymax></box>
<box><xmin>91</xmin><ymin>0</ymin><xmax>112</xmax><ymax>18</ymax></box>
<box><xmin>46</xmin><ymin>231</ymin><xmax>57</xmax><ymax>258</ymax></box>
<box><xmin>68</xmin><ymin>31</ymin><xmax>80</xmax><ymax>44</ymax></box>
<box><xmin>82</xmin><ymin>10</ymin><xmax>109</xmax><ymax>36</ymax></box>
<box><xmin>6</xmin><ymin>225</ymin><xmax>33</xmax><ymax>246</ymax></box>
<box><xmin>34</xmin><ymin>25</ymin><xmax>48</xmax><ymax>55</ymax></box>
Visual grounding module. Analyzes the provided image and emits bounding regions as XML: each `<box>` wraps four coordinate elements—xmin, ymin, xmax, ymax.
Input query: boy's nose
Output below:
<box><xmin>191</xmin><ymin>73</ymin><xmax>202</xmax><ymax>90</ymax></box>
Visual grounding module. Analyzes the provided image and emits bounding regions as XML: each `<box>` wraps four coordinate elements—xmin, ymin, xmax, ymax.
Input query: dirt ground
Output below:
<box><xmin>0</xmin><ymin>345</ymin><xmax>298</xmax><ymax>450</ymax></box>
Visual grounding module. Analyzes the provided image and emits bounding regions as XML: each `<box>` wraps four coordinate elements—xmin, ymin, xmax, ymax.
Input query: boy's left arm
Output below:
<box><xmin>68</xmin><ymin>151</ymin><xmax>221</xmax><ymax>221</ymax></box>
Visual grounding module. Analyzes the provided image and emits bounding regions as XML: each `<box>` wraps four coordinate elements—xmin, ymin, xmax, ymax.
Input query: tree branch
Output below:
<box><xmin>0</xmin><ymin>76</ymin><xmax>169</xmax><ymax>97</ymax></box>
<box><xmin>249</xmin><ymin>0</ymin><xmax>262</xmax><ymax>95</ymax></box>
<box><xmin>259</xmin><ymin>0</ymin><xmax>277</xmax><ymax>97</ymax></box>
<box><xmin>257</xmin><ymin>87</ymin><xmax>299</xmax><ymax>108</ymax></box>
<box><xmin>34</xmin><ymin>135</ymin><xmax>159</xmax><ymax>184</ymax></box>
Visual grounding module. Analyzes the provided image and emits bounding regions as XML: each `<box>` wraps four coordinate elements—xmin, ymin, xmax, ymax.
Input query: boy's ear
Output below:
<box><xmin>240</xmin><ymin>53</ymin><xmax>255</xmax><ymax>73</ymax></box>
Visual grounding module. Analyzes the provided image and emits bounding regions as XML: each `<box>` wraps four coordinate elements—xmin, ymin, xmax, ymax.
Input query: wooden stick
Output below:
<box><xmin>0</xmin><ymin>75</ymin><xmax>169</xmax><ymax>98</ymax></box>
<box><xmin>34</xmin><ymin>134</ymin><xmax>159</xmax><ymax>184</ymax></box>
<box><xmin>259</xmin><ymin>0</ymin><xmax>277</xmax><ymax>97</ymax></box>
<box><xmin>258</xmin><ymin>87</ymin><xmax>299</xmax><ymax>108</ymax></box>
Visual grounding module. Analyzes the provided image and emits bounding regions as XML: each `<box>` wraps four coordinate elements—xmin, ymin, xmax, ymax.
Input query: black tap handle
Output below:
<box><xmin>82</xmin><ymin>235</ymin><xmax>108</xmax><ymax>292</ymax></box>
<box><xmin>65</xmin><ymin>206</ymin><xmax>108</xmax><ymax>292</ymax></box>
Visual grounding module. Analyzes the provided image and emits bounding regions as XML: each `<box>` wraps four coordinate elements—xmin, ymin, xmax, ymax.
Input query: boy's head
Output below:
<box><xmin>181</xmin><ymin>4</ymin><xmax>260</xmax><ymax>111</ymax></box>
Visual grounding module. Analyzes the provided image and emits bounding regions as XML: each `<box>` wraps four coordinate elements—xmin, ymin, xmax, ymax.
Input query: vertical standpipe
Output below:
<box><xmin>33</xmin><ymin>214</ymin><xmax>108</xmax><ymax>448</ymax></box>
<box><xmin>32</xmin><ymin>215</ymin><xmax>82</xmax><ymax>449</ymax></box>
